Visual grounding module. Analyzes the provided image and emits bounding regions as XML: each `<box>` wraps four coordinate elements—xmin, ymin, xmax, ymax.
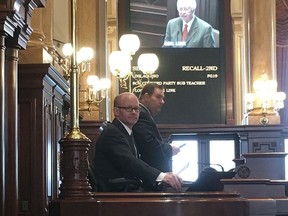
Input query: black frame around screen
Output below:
<box><xmin>118</xmin><ymin>0</ymin><xmax>229</xmax><ymax>125</ymax></box>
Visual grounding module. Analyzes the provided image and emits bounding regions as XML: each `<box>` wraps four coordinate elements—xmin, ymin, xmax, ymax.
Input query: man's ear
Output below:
<box><xmin>143</xmin><ymin>92</ymin><xmax>150</xmax><ymax>101</ymax></box>
<box><xmin>113</xmin><ymin>107</ymin><xmax>119</xmax><ymax>117</ymax></box>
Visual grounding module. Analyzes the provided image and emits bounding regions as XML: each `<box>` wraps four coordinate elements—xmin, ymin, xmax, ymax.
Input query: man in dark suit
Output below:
<box><xmin>133</xmin><ymin>83</ymin><xmax>180</xmax><ymax>172</ymax></box>
<box><xmin>93</xmin><ymin>92</ymin><xmax>182</xmax><ymax>192</ymax></box>
<box><xmin>163</xmin><ymin>0</ymin><xmax>215</xmax><ymax>48</ymax></box>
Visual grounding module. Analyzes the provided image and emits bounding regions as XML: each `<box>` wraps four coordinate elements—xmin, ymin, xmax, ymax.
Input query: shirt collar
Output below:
<box><xmin>183</xmin><ymin>16</ymin><xmax>195</xmax><ymax>31</ymax></box>
<box><xmin>117</xmin><ymin>119</ymin><xmax>133</xmax><ymax>135</ymax></box>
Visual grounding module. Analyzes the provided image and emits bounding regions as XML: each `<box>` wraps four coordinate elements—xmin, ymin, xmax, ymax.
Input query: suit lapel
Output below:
<box><xmin>139</xmin><ymin>104</ymin><xmax>163</xmax><ymax>141</ymax></box>
<box><xmin>112</xmin><ymin>118</ymin><xmax>138</xmax><ymax>158</ymax></box>
<box><xmin>186</xmin><ymin>17</ymin><xmax>199</xmax><ymax>43</ymax></box>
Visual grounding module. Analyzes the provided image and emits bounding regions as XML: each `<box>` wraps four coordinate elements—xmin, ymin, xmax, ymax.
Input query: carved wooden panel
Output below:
<box><xmin>107</xmin><ymin>0</ymin><xmax>117</xmax><ymax>18</ymax></box>
<box><xmin>252</xmin><ymin>141</ymin><xmax>278</xmax><ymax>153</ymax></box>
<box><xmin>18</xmin><ymin>64</ymin><xmax>69</xmax><ymax>216</ymax></box>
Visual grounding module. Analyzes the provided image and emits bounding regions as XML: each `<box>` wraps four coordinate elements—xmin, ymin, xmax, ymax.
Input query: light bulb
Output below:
<box><xmin>62</xmin><ymin>43</ymin><xmax>73</xmax><ymax>56</ymax></box>
<box><xmin>79</xmin><ymin>47</ymin><xmax>94</xmax><ymax>61</ymax></box>
<box><xmin>109</xmin><ymin>51</ymin><xmax>131</xmax><ymax>78</ymax></box>
<box><xmin>87</xmin><ymin>75</ymin><xmax>99</xmax><ymax>86</ymax></box>
<box><xmin>119</xmin><ymin>34</ymin><xmax>140</xmax><ymax>54</ymax></box>
<box><xmin>77</xmin><ymin>51</ymin><xmax>84</xmax><ymax>64</ymax></box>
<box><xmin>100</xmin><ymin>78</ymin><xmax>111</xmax><ymax>90</ymax></box>
<box><xmin>137</xmin><ymin>53</ymin><xmax>159</xmax><ymax>74</ymax></box>
<box><xmin>275</xmin><ymin>92</ymin><xmax>286</xmax><ymax>101</ymax></box>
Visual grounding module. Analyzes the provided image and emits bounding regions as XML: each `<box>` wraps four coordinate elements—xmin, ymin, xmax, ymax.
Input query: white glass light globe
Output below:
<box><xmin>119</xmin><ymin>34</ymin><xmax>140</xmax><ymax>54</ymax></box>
<box><xmin>77</xmin><ymin>51</ymin><xmax>84</xmax><ymax>64</ymax></box>
<box><xmin>137</xmin><ymin>53</ymin><xmax>159</xmax><ymax>74</ymax></box>
<box><xmin>109</xmin><ymin>51</ymin><xmax>131</xmax><ymax>78</ymax></box>
<box><xmin>62</xmin><ymin>43</ymin><xmax>73</xmax><ymax>56</ymax></box>
<box><xmin>79</xmin><ymin>47</ymin><xmax>94</xmax><ymax>61</ymax></box>
<box><xmin>99</xmin><ymin>78</ymin><xmax>111</xmax><ymax>90</ymax></box>
<box><xmin>275</xmin><ymin>92</ymin><xmax>286</xmax><ymax>101</ymax></box>
<box><xmin>87</xmin><ymin>75</ymin><xmax>99</xmax><ymax>86</ymax></box>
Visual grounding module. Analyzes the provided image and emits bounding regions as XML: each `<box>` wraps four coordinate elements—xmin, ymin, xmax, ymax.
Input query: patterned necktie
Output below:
<box><xmin>182</xmin><ymin>24</ymin><xmax>188</xmax><ymax>41</ymax></box>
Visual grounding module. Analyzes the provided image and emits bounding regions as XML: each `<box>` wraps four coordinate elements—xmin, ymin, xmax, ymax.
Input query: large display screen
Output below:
<box><xmin>119</xmin><ymin>0</ymin><xmax>227</xmax><ymax>124</ymax></box>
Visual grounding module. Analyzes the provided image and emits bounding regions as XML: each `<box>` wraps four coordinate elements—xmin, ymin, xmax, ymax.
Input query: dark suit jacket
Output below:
<box><xmin>133</xmin><ymin>104</ymin><xmax>173</xmax><ymax>172</ymax></box>
<box><xmin>93</xmin><ymin>118</ymin><xmax>161</xmax><ymax>191</ymax></box>
<box><xmin>164</xmin><ymin>16</ymin><xmax>215</xmax><ymax>48</ymax></box>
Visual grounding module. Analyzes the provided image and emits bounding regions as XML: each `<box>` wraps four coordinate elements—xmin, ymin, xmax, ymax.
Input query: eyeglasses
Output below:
<box><xmin>117</xmin><ymin>106</ymin><xmax>140</xmax><ymax>113</ymax></box>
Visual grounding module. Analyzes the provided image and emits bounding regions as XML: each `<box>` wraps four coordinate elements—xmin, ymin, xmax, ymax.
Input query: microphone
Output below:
<box><xmin>174</xmin><ymin>30</ymin><xmax>186</xmax><ymax>47</ymax></box>
<box><xmin>198</xmin><ymin>162</ymin><xmax>224</xmax><ymax>172</ymax></box>
<box><xmin>176</xmin><ymin>30</ymin><xmax>180</xmax><ymax>45</ymax></box>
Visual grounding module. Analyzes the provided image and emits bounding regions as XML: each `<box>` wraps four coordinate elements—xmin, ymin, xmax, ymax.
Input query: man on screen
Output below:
<box><xmin>163</xmin><ymin>0</ymin><xmax>215</xmax><ymax>48</ymax></box>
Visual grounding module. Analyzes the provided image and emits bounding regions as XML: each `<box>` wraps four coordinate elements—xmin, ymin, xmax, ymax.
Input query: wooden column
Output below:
<box><xmin>249</xmin><ymin>0</ymin><xmax>276</xmax><ymax>82</ymax></box>
<box><xmin>5</xmin><ymin>44</ymin><xmax>19</xmax><ymax>216</ymax></box>
<box><xmin>0</xmin><ymin>0</ymin><xmax>44</xmax><ymax>215</ymax></box>
<box><xmin>0</xmin><ymin>33</ymin><xmax>6</xmax><ymax>216</ymax></box>
<box><xmin>231</xmin><ymin>0</ymin><xmax>246</xmax><ymax>124</ymax></box>
<box><xmin>231</xmin><ymin>0</ymin><xmax>277</xmax><ymax>124</ymax></box>
<box><xmin>247</xmin><ymin>0</ymin><xmax>278</xmax><ymax>125</ymax></box>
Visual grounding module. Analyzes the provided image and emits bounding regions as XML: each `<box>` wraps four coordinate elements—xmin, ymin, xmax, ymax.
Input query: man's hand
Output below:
<box><xmin>162</xmin><ymin>173</ymin><xmax>183</xmax><ymax>192</ymax></box>
<box><xmin>171</xmin><ymin>145</ymin><xmax>180</xmax><ymax>156</ymax></box>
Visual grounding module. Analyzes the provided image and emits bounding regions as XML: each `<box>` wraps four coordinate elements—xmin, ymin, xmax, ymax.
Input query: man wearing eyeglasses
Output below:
<box><xmin>163</xmin><ymin>0</ymin><xmax>215</xmax><ymax>48</ymax></box>
<box><xmin>133</xmin><ymin>83</ymin><xmax>180</xmax><ymax>172</ymax></box>
<box><xmin>92</xmin><ymin>92</ymin><xmax>182</xmax><ymax>192</ymax></box>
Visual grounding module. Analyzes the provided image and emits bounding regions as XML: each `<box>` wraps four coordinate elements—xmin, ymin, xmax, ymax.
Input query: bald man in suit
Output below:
<box><xmin>92</xmin><ymin>92</ymin><xmax>182</xmax><ymax>192</ymax></box>
<box><xmin>163</xmin><ymin>0</ymin><xmax>215</xmax><ymax>48</ymax></box>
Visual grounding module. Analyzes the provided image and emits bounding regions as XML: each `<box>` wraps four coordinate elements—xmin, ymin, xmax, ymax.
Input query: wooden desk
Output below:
<box><xmin>49</xmin><ymin>191</ymin><xmax>248</xmax><ymax>216</ymax></box>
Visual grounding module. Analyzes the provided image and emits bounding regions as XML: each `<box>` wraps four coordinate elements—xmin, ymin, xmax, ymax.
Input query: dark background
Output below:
<box><xmin>119</xmin><ymin>0</ymin><xmax>227</xmax><ymax>125</ymax></box>
<box><xmin>131</xmin><ymin>48</ymin><xmax>226</xmax><ymax>124</ymax></box>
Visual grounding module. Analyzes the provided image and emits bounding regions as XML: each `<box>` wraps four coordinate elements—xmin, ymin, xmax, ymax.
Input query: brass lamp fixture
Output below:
<box><xmin>245</xmin><ymin>73</ymin><xmax>286</xmax><ymax>125</ymax></box>
<box><xmin>60</xmin><ymin>43</ymin><xmax>110</xmax><ymax>112</ymax></box>
<box><xmin>61</xmin><ymin>43</ymin><xmax>94</xmax><ymax>78</ymax></box>
<box><xmin>109</xmin><ymin>34</ymin><xmax>159</xmax><ymax>93</ymax></box>
<box><xmin>80</xmin><ymin>75</ymin><xmax>111</xmax><ymax>113</ymax></box>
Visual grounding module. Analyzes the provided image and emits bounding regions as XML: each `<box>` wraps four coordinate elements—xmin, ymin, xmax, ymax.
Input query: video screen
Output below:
<box><xmin>129</xmin><ymin>0</ymin><xmax>220</xmax><ymax>48</ymax></box>
<box><xmin>119</xmin><ymin>0</ymin><xmax>227</xmax><ymax>125</ymax></box>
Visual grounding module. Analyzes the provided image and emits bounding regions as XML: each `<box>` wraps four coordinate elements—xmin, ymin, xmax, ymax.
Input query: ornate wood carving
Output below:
<box><xmin>18</xmin><ymin>63</ymin><xmax>70</xmax><ymax>215</ymax></box>
<box><xmin>58</xmin><ymin>138</ymin><xmax>93</xmax><ymax>200</ymax></box>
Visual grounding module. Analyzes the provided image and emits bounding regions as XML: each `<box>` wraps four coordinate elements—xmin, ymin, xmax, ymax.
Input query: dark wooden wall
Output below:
<box><xmin>18</xmin><ymin>64</ymin><xmax>70</xmax><ymax>216</ymax></box>
<box><xmin>80</xmin><ymin>121</ymin><xmax>103</xmax><ymax>163</ymax></box>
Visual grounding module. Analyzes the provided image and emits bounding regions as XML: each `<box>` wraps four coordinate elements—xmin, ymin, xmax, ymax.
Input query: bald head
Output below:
<box><xmin>113</xmin><ymin>92</ymin><xmax>140</xmax><ymax>129</ymax></box>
